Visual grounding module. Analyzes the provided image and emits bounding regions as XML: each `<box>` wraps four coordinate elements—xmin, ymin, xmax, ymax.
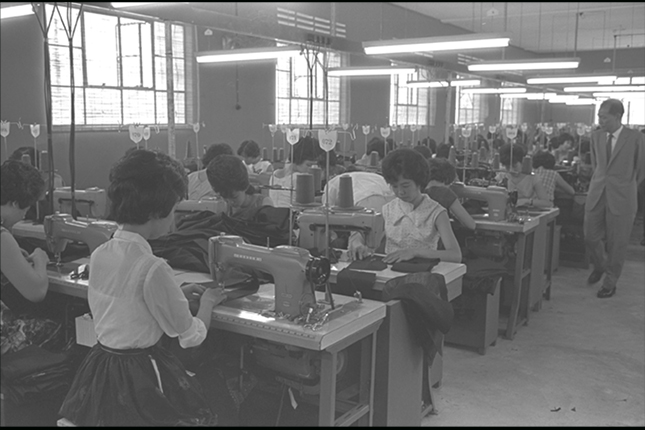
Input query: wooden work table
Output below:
<box><xmin>47</xmin><ymin>260</ymin><xmax>386</xmax><ymax>426</ymax></box>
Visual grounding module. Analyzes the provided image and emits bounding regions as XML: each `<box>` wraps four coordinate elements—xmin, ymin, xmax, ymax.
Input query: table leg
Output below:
<box><xmin>318</xmin><ymin>350</ymin><xmax>337</xmax><ymax>426</ymax></box>
<box><xmin>505</xmin><ymin>234</ymin><xmax>526</xmax><ymax>340</ymax></box>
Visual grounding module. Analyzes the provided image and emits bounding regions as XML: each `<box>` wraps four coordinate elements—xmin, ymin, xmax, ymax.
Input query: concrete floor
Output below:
<box><xmin>424</xmin><ymin>216</ymin><xmax>645</xmax><ymax>427</ymax></box>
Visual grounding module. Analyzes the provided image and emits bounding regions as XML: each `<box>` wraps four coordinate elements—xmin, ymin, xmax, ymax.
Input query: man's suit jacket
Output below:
<box><xmin>586</xmin><ymin>126</ymin><xmax>645</xmax><ymax>216</ymax></box>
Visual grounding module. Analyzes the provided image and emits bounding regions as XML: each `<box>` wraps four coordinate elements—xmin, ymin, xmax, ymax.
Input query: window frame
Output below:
<box><xmin>389</xmin><ymin>68</ymin><xmax>432</xmax><ymax>127</ymax></box>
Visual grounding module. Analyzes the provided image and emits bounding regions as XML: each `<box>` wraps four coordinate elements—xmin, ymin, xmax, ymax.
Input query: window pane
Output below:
<box><xmin>156</xmin><ymin>92</ymin><xmax>167</xmax><ymax>123</ymax></box>
<box><xmin>51</xmin><ymin>86</ymin><xmax>85</xmax><ymax>125</ymax></box>
<box><xmin>277</xmin><ymin>99</ymin><xmax>290</xmax><ymax>125</ymax></box>
<box><xmin>123</xmin><ymin>90</ymin><xmax>155</xmax><ymax>124</ymax></box>
<box><xmin>84</xmin><ymin>12</ymin><xmax>118</xmax><ymax>87</ymax></box>
<box><xmin>85</xmin><ymin>88</ymin><xmax>122</xmax><ymax>125</ymax></box>
<box><xmin>276</xmin><ymin>71</ymin><xmax>290</xmax><ymax>98</ymax></box>
<box><xmin>174</xmin><ymin>92</ymin><xmax>185</xmax><ymax>123</ymax></box>
<box><xmin>171</xmin><ymin>25</ymin><xmax>184</xmax><ymax>58</ymax></box>
<box><xmin>154</xmin><ymin>22</ymin><xmax>166</xmax><ymax>56</ymax></box>
<box><xmin>290</xmin><ymin>99</ymin><xmax>309</xmax><ymax>124</ymax></box>
<box><xmin>173</xmin><ymin>59</ymin><xmax>185</xmax><ymax>92</ymax></box>
<box><xmin>141</xmin><ymin>25</ymin><xmax>153</xmax><ymax>88</ymax></box>
<box><xmin>46</xmin><ymin>4</ymin><xmax>82</xmax><ymax>47</ymax></box>
<box><xmin>155</xmin><ymin>57</ymin><xmax>167</xmax><ymax>91</ymax></box>
<box><xmin>49</xmin><ymin>46</ymin><xmax>84</xmax><ymax>87</ymax></box>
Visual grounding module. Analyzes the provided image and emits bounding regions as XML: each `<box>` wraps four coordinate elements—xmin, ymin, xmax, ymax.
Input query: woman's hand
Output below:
<box><xmin>28</xmin><ymin>248</ymin><xmax>50</xmax><ymax>268</ymax></box>
<box><xmin>348</xmin><ymin>243</ymin><xmax>374</xmax><ymax>261</ymax></box>
<box><xmin>383</xmin><ymin>248</ymin><xmax>417</xmax><ymax>264</ymax></box>
<box><xmin>181</xmin><ymin>283</ymin><xmax>206</xmax><ymax>301</ymax></box>
<box><xmin>200</xmin><ymin>286</ymin><xmax>227</xmax><ymax>307</ymax></box>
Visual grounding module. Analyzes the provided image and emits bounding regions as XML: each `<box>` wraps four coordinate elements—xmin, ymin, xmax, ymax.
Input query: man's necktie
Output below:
<box><xmin>606</xmin><ymin>133</ymin><xmax>613</xmax><ymax>165</ymax></box>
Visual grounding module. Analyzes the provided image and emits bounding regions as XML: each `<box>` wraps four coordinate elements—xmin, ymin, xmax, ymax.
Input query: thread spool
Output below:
<box><xmin>584</xmin><ymin>152</ymin><xmax>591</xmax><ymax>165</ymax></box>
<box><xmin>448</xmin><ymin>146</ymin><xmax>456</xmax><ymax>166</ymax></box>
<box><xmin>310</xmin><ymin>166</ymin><xmax>322</xmax><ymax>192</ymax></box>
<box><xmin>521</xmin><ymin>155</ymin><xmax>532</xmax><ymax>174</ymax></box>
<box><xmin>492</xmin><ymin>152</ymin><xmax>500</xmax><ymax>170</ymax></box>
<box><xmin>262</xmin><ymin>147</ymin><xmax>269</xmax><ymax>161</ymax></box>
<box><xmin>479</xmin><ymin>146</ymin><xmax>486</xmax><ymax>161</ymax></box>
<box><xmin>471</xmin><ymin>151</ymin><xmax>479</xmax><ymax>168</ymax></box>
<box><xmin>279</xmin><ymin>148</ymin><xmax>285</xmax><ymax>162</ymax></box>
<box><xmin>369</xmin><ymin>151</ymin><xmax>379</xmax><ymax>167</ymax></box>
<box><xmin>294</xmin><ymin>173</ymin><xmax>315</xmax><ymax>205</ymax></box>
<box><xmin>273</xmin><ymin>148</ymin><xmax>279</xmax><ymax>162</ymax></box>
<box><xmin>337</xmin><ymin>175</ymin><xmax>355</xmax><ymax>208</ymax></box>
<box><xmin>40</xmin><ymin>150</ymin><xmax>50</xmax><ymax>172</ymax></box>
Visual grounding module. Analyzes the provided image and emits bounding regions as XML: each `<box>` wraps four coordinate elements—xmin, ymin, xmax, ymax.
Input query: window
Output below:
<box><xmin>276</xmin><ymin>48</ymin><xmax>344</xmax><ymax>126</ymax></box>
<box><xmin>500</xmin><ymin>97</ymin><xmax>521</xmax><ymax>125</ymax></box>
<box><xmin>594</xmin><ymin>95</ymin><xmax>645</xmax><ymax>128</ymax></box>
<box><xmin>46</xmin><ymin>4</ymin><xmax>193</xmax><ymax>128</ymax></box>
<box><xmin>389</xmin><ymin>68</ymin><xmax>430</xmax><ymax>126</ymax></box>
<box><xmin>455</xmin><ymin>89</ymin><xmax>483</xmax><ymax>125</ymax></box>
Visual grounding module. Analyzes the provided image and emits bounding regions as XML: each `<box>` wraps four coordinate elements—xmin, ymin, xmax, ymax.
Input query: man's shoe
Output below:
<box><xmin>587</xmin><ymin>270</ymin><xmax>604</xmax><ymax>285</ymax></box>
<box><xmin>597</xmin><ymin>286</ymin><xmax>616</xmax><ymax>298</ymax></box>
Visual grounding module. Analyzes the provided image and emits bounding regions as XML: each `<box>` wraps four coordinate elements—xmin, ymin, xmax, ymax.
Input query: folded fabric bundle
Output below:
<box><xmin>332</xmin><ymin>268</ymin><xmax>377</xmax><ymax>299</ymax></box>
<box><xmin>391</xmin><ymin>257</ymin><xmax>440</xmax><ymax>273</ymax></box>
<box><xmin>346</xmin><ymin>255</ymin><xmax>387</xmax><ymax>271</ymax></box>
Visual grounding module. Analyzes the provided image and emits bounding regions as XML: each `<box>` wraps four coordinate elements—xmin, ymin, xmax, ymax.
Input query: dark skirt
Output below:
<box><xmin>58</xmin><ymin>341</ymin><xmax>217</xmax><ymax>426</ymax></box>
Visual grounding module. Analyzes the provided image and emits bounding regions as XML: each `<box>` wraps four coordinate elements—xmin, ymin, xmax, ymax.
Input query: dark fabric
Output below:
<box><xmin>463</xmin><ymin>257</ymin><xmax>509</xmax><ymax>295</ymax></box>
<box><xmin>332</xmin><ymin>269</ymin><xmax>377</xmax><ymax>299</ymax></box>
<box><xmin>58</xmin><ymin>341</ymin><xmax>217</xmax><ymax>426</ymax></box>
<box><xmin>382</xmin><ymin>273</ymin><xmax>453</xmax><ymax>364</ymax></box>
<box><xmin>1</xmin><ymin>345</ymin><xmax>68</xmax><ymax>380</ymax></box>
<box><xmin>426</xmin><ymin>186</ymin><xmax>458</xmax><ymax>210</ymax></box>
<box><xmin>391</xmin><ymin>257</ymin><xmax>440</xmax><ymax>273</ymax></box>
<box><xmin>346</xmin><ymin>255</ymin><xmax>387</xmax><ymax>271</ymax></box>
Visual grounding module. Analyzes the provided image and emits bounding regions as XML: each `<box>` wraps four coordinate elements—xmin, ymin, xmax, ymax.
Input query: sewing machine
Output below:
<box><xmin>44</xmin><ymin>213</ymin><xmax>118</xmax><ymax>260</ymax></box>
<box><xmin>450</xmin><ymin>182</ymin><xmax>514</xmax><ymax>222</ymax></box>
<box><xmin>174</xmin><ymin>197</ymin><xmax>228</xmax><ymax>227</ymax></box>
<box><xmin>54</xmin><ymin>187</ymin><xmax>108</xmax><ymax>219</ymax></box>
<box><xmin>208</xmin><ymin>234</ymin><xmax>330</xmax><ymax>318</ymax></box>
<box><xmin>297</xmin><ymin>207</ymin><xmax>385</xmax><ymax>251</ymax></box>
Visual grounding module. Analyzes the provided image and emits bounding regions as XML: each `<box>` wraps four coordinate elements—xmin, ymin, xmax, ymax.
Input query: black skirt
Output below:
<box><xmin>58</xmin><ymin>340</ymin><xmax>217</xmax><ymax>426</ymax></box>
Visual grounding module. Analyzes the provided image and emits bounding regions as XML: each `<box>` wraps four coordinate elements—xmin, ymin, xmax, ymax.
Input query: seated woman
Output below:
<box><xmin>207</xmin><ymin>154</ymin><xmax>273</xmax><ymax>220</ymax></box>
<box><xmin>498</xmin><ymin>143</ymin><xmax>552</xmax><ymax>208</ymax></box>
<box><xmin>348</xmin><ymin>149</ymin><xmax>462</xmax><ymax>264</ymax></box>
<box><xmin>1</xmin><ymin>160</ymin><xmax>66</xmax><ymax>355</ymax></box>
<box><xmin>269</xmin><ymin>136</ymin><xmax>321</xmax><ymax>208</ymax></box>
<box><xmin>238</xmin><ymin>139</ymin><xmax>273</xmax><ymax>174</ymax></box>
<box><xmin>187</xmin><ymin>143</ymin><xmax>233</xmax><ymax>200</ymax></box>
<box><xmin>532</xmin><ymin>151</ymin><xmax>575</xmax><ymax>202</ymax></box>
<box><xmin>426</xmin><ymin>158</ymin><xmax>476</xmax><ymax>230</ymax></box>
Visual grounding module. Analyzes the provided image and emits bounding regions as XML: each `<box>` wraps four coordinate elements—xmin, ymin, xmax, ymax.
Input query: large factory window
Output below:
<box><xmin>275</xmin><ymin>47</ymin><xmax>344</xmax><ymax>126</ymax></box>
<box><xmin>455</xmin><ymin>87</ymin><xmax>485</xmax><ymax>125</ymax></box>
<box><xmin>389</xmin><ymin>67</ymin><xmax>432</xmax><ymax>127</ymax></box>
<box><xmin>500</xmin><ymin>97</ymin><xmax>521</xmax><ymax>126</ymax></box>
<box><xmin>46</xmin><ymin>4</ymin><xmax>193</xmax><ymax>128</ymax></box>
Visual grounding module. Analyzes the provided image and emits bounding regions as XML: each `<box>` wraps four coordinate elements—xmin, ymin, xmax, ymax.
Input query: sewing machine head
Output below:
<box><xmin>208</xmin><ymin>234</ymin><xmax>330</xmax><ymax>318</ymax></box>
<box><xmin>53</xmin><ymin>187</ymin><xmax>108</xmax><ymax>219</ymax></box>
<box><xmin>450</xmin><ymin>182</ymin><xmax>512</xmax><ymax>221</ymax></box>
<box><xmin>44</xmin><ymin>213</ymin><xmax>118</xmax><ymax>257</ymax></box>
<box><xmin>297</xmin><ymin>207</ymin><xmax>385</xmax><ymax>251</ymax></box>
<box><xmin>176</xmin><ymin>197</ymin><xmax>227</xmax><ymax>216</ymax></box>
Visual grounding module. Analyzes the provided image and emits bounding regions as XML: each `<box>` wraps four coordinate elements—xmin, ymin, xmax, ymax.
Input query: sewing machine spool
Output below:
<box><xmin>521</xmin><ymin>155</ymin><xmax>532</xmax><ymax>174</ymax></box>
<box><xmin>310</xmin><ymin>166</ymin><xmax>322</xmax><ymax>192</ymax></box>
<box><xmin>279</xmin><ymin>148</ymin><xmax>285</xmax><ymax>162</ymax></box>
<box><xmin>262</xmin><ymin>147</ymin><xmax>269</xmax><ymax>161</ymax></box>
<box><xmin>273</xmin><ymin>148</ymin><xmax>279</xmax><ymax>163</ymax></box>
<box><xmin>492</xmin><ymin>152</ymin><xmax>500</xmax><ymax>170</ymax></box>
<box><xmin>448</xmin><ymin>146</ymin><xmax>456</xmax><ymax>166</ymax></box>
<box><xmin>337</xmin><ymin>175</ymin><xmax>355</xmax><ymax>209</ymax></box>
<box><xmin>295</xmin><ymin>173</ymin><xmax>315</xmax><ymax>205</ymax></box>
<box><xmin>369</xmin><ymin>151</ymin><xmax>379</xmax><ymax>167</ymax></box>
<box><xmin>471</xmin><ymin>151</ymin><xmax>479</xmax><ymax>168</ymax></box>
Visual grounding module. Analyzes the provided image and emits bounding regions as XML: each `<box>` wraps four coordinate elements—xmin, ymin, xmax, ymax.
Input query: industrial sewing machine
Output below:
<box><xmin>175</xmin><ymin>197</ymin><xmax>228</xmax><ymax>226</ymax></box>
<box><xmin>208</xmin><ymin>234</ymin><xmax>330</xmax><ymax>318</ymax></box>
<box><xmin>54</xmin><ymin>187</ymin><xmax>108</xmax><ymax>219</ymax></box>
<box><xmin>44</xmin><ymin>213</ymin><xmax>118</xmax><ymax>262</ymax></box>
<box><xmin>297</xmin><ymin>207</ymin><xmax>385</xmax><ymax>252</ymax></box>
<box><xmin>450</xmin><ymin>182</ymin><xmax>516</xmax><ymax>222</ymax></box>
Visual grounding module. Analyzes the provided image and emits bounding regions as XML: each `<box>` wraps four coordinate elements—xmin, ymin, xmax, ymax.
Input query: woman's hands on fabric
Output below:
<box><xmin>348</xmin><ymin>243</ymin><xmax>374</xmax><ymax>261</ymax></box>
<box><xmin>382</xmin><ymin>248</ymin><xmax>417</xmax><ymax>264</ymax></box>
<box><xmin>181</xmin><ymin>283</ymin><xmax>206</xmax><ymax>301</ymax></box>
<box><xmin>200</xmin><ymin>287</ymin><xmax>227</xmax><ymax>307</ymax></box>
<box><xmin>27</xmin><ymin>248</ymin><xmax>50</xmax><ymax>268</ymax></box>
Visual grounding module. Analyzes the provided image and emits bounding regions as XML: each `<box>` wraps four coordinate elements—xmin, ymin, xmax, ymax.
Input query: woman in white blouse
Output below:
<box><xmin>59</xmin><ymin>149</ymin><xmax>226</xmax><ymax>426</ymax></box>
<box><xmin>349</xmin><ymin>148</ymin><xmax>462</xmax><ymax>264</ymax></box>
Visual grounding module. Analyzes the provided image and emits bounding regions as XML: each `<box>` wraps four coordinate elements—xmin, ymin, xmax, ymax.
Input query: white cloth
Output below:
<box><xmin>382</xmin><ymin>194</ymin><xmax>445</xmax><ymax>254</ymax></box>
<box><xmin>187</xmin><ymin>169</ymin><xmax>217</xmax><ymax>201</ymax></box>
<box><xmin>322</xmin><ymin>171</ymin><xmax>394</xmax><ymax>212</ymax></box>
<box><xmin>269</xmin><ymin>171</ymin><xmax>296</xmax><ymax>208</ymax></box>
<box><xmin>88</xmin><ymin>229</ymin><xmax>207</xmax><ymax>350</ymax></box>
<box><xmin>246</xmin><ymin>160</ymin><xmax>272</xmax><ymax>174</ymax></box>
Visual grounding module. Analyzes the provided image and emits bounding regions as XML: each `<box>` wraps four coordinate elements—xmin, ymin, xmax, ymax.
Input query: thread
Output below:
<box><xmin>369</xmin><ymin>151</ymin><xmax>379</xmax><ymax>166</ymax></box>
<box><xmin>492</xmin><ymin>152</ymin><xmax>500</xmax><ymax>170</ymax></box>
<box><xmin>310</xmin><ymin>166</ymin><xmax>322</xmax><ymax>192</ymax></box>
<box><xmin>295</xmin><ymin>173</ymin><xmax>315</xmax><ymax>204</ymax></box>
<box><xmin>337</xmin><ymin>175</ymin><xmax>355</xmax><ymax>208</ymax></box>
<box><xmin>273</xmin><ymin>148</ymin><xmax>279</xmax><ymax>162</ymax></box>
<box><xmin>471</xmin><ymin>151</ymin><xmax>479</xmax><ymax>168</ymax></box>
<box><xmin>262</xmin><ymin>147</ymin><xmax>268</xmax><ymax>161</ymax></box>
<box><xmin>448</xmin><ymin>146</ymin><xmax>456</xmax><ymax>166</ymax></box>
<box><xmin>521</xmin><ymin>155</ymin><xmax>532</xmax><ymax>174</ymax></box>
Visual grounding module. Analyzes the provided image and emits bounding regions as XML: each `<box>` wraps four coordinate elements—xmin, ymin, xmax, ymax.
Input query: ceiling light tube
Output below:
<box><xmin>527</xmin><ymin>75</ymin><xmax>617</xmax><ymax>85</ymax></box>
<box><xmin>565</xmin><ymin>99</ymin><xmax>597</xmax><ymax>105</ymax></box>
<box><xmin>111</xmin><ymin>2</ymin><xmax>154</xmax><ymax>8</ymax></box>
<box><xmin>406</xmin><ymin>81</ymin><xmax>449</xmax><ymax>88</ymax></box>
<box><xmin>450</xmin><ymin>79</ymin><xmax>481</xmax><ymax>87</ymax></box>
<box><xmin>461</xmin><ymin>87</ymin><xmax>527</xmax><ymax>94</ymax></box>
<box><xmin>593</xmin><ymin>92</ymin><xmax>645</xmax><ymax>98</ymax></box>
<box><xmin>363</xmin><ymin>33</ymin><xmax>510</xmax><ymax>55</ymax></box>
<box><xmin>196</xmin><ymin>46</ymin><xmax>301</xmax><ymax>64</ymax></box>
<box><xmin>1</xmin><ymin>4</ymin><xmax>34</xmax><ymax>19</ymax></box>
<box><xmin>631</xmin><ymin>77</ymin><xmax>645</xmax><ymax>85</ymax></box>
<box><xmin>327</xmin><ymin>66</ymin><xmax>417</xmax><ymax>77</ymax></box>
<box><xmin>563</xmin><ymin>85</ymin><xmax>645</xmax><ymax>92</ymax></box>
<box><xmin>468</xmin><ymin>57</ymin><xmax>580</xmax><ymax>72</ymax></box>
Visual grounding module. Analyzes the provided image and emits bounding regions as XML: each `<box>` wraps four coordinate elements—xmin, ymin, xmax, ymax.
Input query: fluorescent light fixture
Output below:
<box><xmin>563</xmin><ymin>85</ymin><xmax>645</xmax><ymax>92</ymax></box>
<box><xmin>196</xmin><ymin>46</ymin><xmax>301</xmax><ymax>64</ymax></box>
<box><xmin>0</xmin><ymin>4</ymin><xmax>34</xmax><ymax>19</ymax></box>
<box><xmin>327</xmin><ymin>66</ymin><xmax>417</xmax><ymax>77</ymax></box>
<box><xmin>406</xmin><ymin>79</ymin><xmax>481</xmax><ymax>88</ymax></box>
<box><xmin>527</xmin><ymin>75</ymin><xmax>616</xmax><ymax>85</ymax></box>
<box><xmin>593</xmin><ymin>92</ymin><xmax>645</xmax><ymax>98</ymax></box>
<box><xmin>525</xmin><ymin>92</ymin><xmax>557</xmax><ymax>100</ymax></box>
<box><xmin>549</xmin><ymin>96</ymin><xmax>580</xmax><ymax>103</ymax></box>
<box><xmin>111</xmin><ymin>2</ymin><xmax>154</xmax><ymax>8</ymax></box>
<box><xmin>632</xmin><ymin>77</ymin><xmax>645</xmax><ymax>85</ymax></box>
<box><xmin>468</xmin><ymin>57</ymin><xmax>580</xmax><ymax>72</ymax></box>
<box><xmin>461</xmin><ymin>87</ymin><xmax>526</xmax><ymax>94</ymax></box>
<box><xmin>565</xmin><ymin>99</ymin><xmax>597</xmax><ymax>105</ymax></box>
<box><xmin>363</xmin><ymin>33</ymin><xmax>510</xmax><ymax>55</ymax></box>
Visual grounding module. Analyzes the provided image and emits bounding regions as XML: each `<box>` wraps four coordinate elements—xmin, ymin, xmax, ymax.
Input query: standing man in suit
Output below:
<box><xmin>584</xmin><ymin>99</ymin><xmax>645</xmax><ymax>298</ymax></box>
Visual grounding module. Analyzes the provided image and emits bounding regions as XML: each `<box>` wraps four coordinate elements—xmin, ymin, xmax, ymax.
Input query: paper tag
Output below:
<box><xmin>143</xmin><ymin>126</ymin><xmax>151</xmax><ymax>141</ymax></box>
<box><xmin>576</xmin><ymin>125</ymin><xmax>586</xmax><ymax>136</ymax></box>
<box><xmin>410</xmin><ymin>124</ymin><xmax>418</xmax><ymax>132</ymax></box>
<box><xmin>544</xmin><ymin>126</ymin><xmax>553</xmax><ymax>136</ymax></box>
<box><xmin>362</xmin><ymin>125</ymin><xmax>371</xmax><ymax>135</ymax></box>
<box><xmin>0</xmin><ymin>121</ymin><xmax>10</xmax><ymax>138</ymax></box>
<box><xmin>380</xmin><ymin>127</ymin><xmax>391</xmax><ymax>138</ymax></box>
<box><xmin>461</xmin><ymin>126</ymin><xmax>472</xmax><ymax>138</ymax></box>
<box><xmin>505</xmin><ymin>127</ymin><xmax>518</xmax><ymax>139</ymax></box>
<box><xmin>192</xmin><ymin>122</ymin><xmax>200</xmax><ymax>133</ymax></box>
<box><xmin>520</xmin><ymin>123</ymin><xmax>528</xmax><ymax>132</ymax></box>
<box><xmin>342</xmin><ymin>123</ymin><xmax>349</xmax><ymax>130</ymax></box>
<box><xmin>286</xmin><ymin>128</ymin><xmax>300</xmax><ymax>145</ymax></box>
<box><xmin>488</xmin><ymin>125</ymin><xmax>497</xmax><ymax>134</ymax></box>
<box><xmin>30</xmin><ymin>124</ymin><xmax>40</xmax><ymax>138</ymax></box>
<box><xmin>318</xmin><ymin>129</ymin><xmax>337</xmax><ymax>152</ymax></box>
<box><xmin>268</xmin><ymin>124</ymin><xmax>277</xmax><ymax>134</ymax></box>
<box><xmin>280</xmin><ymin>124</ymin><xmax>289</xmax><ymax>135</ymax></box>
<box><xmin>129</xmin><ymin>124</ymin><xmax>143</xmax><ymax>143</ymax></box>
